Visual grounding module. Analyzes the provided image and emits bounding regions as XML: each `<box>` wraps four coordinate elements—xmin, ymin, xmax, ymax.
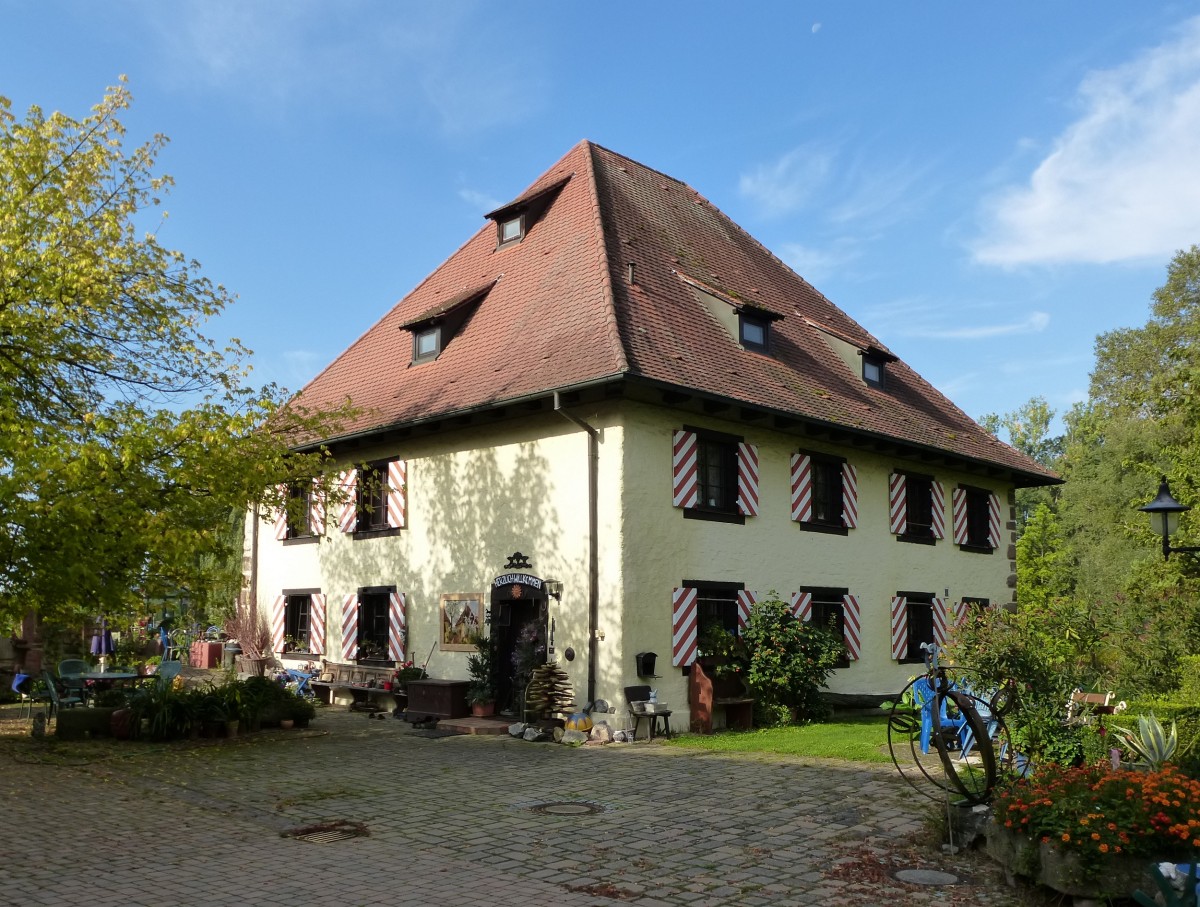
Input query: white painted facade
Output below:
<box><xmin>250</xmin><ymin>398</ymin><xmax>1015</xmax><ymax>728</ymax></box>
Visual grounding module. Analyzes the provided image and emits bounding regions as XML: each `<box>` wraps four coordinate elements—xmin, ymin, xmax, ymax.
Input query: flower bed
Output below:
<box><xmin>989</xmin><ymin>762</ymin><xmax>1200</xmax><ymax>897</ymax></box>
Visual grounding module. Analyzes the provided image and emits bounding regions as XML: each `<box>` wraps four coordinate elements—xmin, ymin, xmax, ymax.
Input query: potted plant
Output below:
<box><xmin>223</xmin><ymin>608</ymin><xmax>272</xmax><ymax>676</ymax></box>
<box><xmin>357</xmin><ymin>639</ymin><xmax>390</xmax><ymax>666</ymax></box>
<box><xmin>393</xmin><ymin>660</ymin><xmax>426</xmax><ymax>691</ymax></box>
<box><xmin>466</xmin><ymin>634</ymin><xmax>496</xmax><ymax>717</ymax></box>
<box><xmin>283</xmin><ymin>692</ymin><xmax>317</xmax><ymax>728</ymax></box>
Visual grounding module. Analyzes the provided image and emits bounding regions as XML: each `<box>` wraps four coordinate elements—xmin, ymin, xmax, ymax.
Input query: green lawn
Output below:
<box><xmin>662</xmin><ymin>716</ymin><xmax>893</xmax><ymax>762</ymax></box>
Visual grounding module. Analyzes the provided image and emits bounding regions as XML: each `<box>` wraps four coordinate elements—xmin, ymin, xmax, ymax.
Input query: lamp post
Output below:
<box><xmin>1139</xmin><ymin>476</ymin><xmax>1200</xmax><ymax>559</ymax></box>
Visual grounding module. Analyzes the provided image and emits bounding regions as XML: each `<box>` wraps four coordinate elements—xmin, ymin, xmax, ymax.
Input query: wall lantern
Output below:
<box><xmin>1139</xmin><ymin>476</ymin><xmax>1200</xmax><ymax>559</ymax></box>
<box><xmin>545</xmin><ymin>580</ymin><xmax>563</xmax><ymax>601</ymax></box>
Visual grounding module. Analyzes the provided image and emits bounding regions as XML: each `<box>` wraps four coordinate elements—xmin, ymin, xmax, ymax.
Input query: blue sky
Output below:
<box><xmin>5</xmin><ymin>3</ymin><xmax>1200</xmax><ymax>431</ymax></box>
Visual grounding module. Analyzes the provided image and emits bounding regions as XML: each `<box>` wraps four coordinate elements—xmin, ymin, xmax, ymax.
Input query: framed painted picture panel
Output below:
<box><xmin>440</xmin><ymin>593</ymin><xmax>483</xmax><ymax>651</ymax></box>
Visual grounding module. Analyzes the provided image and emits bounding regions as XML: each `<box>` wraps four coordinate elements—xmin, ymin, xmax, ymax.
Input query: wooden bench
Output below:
<box><xmin>310</xmin><ymin>661</ymin><xmax>397</xmax><ymax>710</ymax></box>
<box><xmin>1065</xmin><ymin>689</ymin><xmax>1125</xmax><ymax>725</ymax></box>
<box><xmin>688</xmin><ymin>660</ymin><xmax>755</xmax><ymax>733</ymax></box>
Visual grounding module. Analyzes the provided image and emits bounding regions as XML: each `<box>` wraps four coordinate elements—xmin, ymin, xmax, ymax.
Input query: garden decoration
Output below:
<box><xmin>886</xmin><ymin>643</ymin><xmax>1016</xmax><ymax>806</ymax></box>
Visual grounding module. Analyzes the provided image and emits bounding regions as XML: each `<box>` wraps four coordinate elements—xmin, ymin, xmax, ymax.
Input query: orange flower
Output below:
<box><xmin>1061</xmin><ymin>833</ymin><xmax>1071</xmax><ymax>842</ymax></box>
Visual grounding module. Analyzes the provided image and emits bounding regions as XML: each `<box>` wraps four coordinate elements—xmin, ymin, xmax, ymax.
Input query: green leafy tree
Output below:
<box><xmin>0</xmin><ymin>82</ymin><xmax>352</xmax><ymax>630</ymax></box>
<box><xmin>1016</xmin><ymin>503</ymin><xmax>1073</xmax><ymax>609</ymax></box>
<box><xmin>980</xmin><ymin>396</ymin><xmax>1063</xmax><ymax>531</ymax></box>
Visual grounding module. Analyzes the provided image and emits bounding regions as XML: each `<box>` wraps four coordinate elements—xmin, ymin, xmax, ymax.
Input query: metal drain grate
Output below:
<box><xmin>282</xmin><ymin>820</ymin><xmax>369</xmax><ymax>843</ymax></box>
<box><xmin>529</xmin><ymin>801</ymin><xmax>606</xmax><ymax>816</ymax></box>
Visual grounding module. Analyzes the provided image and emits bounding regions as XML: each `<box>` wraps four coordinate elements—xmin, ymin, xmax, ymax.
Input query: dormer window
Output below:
<box><xmin>401</xmin><ymin>279</ymin><xmax>497</xmax><ymax>366</ymax></box>
<box><xmin>498</xmin><ymin>215</ymin><xmax>525</xmax><ymax>245</ymax></box>
<box><xmin>739</xmin><ymin>312</ymin><xmax>769</xmax><ymax>353</ymax></box>
<box><xmin>413</xmin><ymin>326</ymin><xmax>441</xmax><ymax>362</ymax></box>
<box><xmin>862</xmin><ymin>355</ymin><xmax>885</xmax><ymax>388</ymax></box>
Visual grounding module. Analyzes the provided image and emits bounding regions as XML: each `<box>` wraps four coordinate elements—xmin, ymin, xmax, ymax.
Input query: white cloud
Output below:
<box><xmin>812</xmin><ymin>22</ymin><xmax>822</xmax><ymax>35</ymax></box>
<box><xmin>458</xmin><ymin>187</ymin><xmax>503</xmax><ymax>213</ymax></box>
<box><xmin>973</xmin><ymin>15</ymin><xmax>1200</xmax><ymax>266</ymax></box>
<box><xmin>738</xmin><ymin>145</ymin><xmax>834</xmax><ymax>217</ymax></box>
<box><xmin>779</xmin><ymin>240</ymin><xmax>859</xmax><ymax>285</ymax></box>
<box><xmin>902</xmin><ymin>311</ymin><xmax>1050</xmax><ymax>341</ymax></box>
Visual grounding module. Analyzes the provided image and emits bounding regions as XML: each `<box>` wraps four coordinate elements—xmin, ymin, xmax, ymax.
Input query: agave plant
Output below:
<box><xmin>1115</xmin><ymin>712</ymin><xmax>1178</xmax><ymax>771</ymax></box>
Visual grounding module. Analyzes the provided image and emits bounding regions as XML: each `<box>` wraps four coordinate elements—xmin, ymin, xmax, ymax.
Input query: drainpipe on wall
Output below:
<box><xmin>249</xmin><ymin>502</ymin><xmax>260</xmax><ymax>626</ymax></box>
<box><xmin>553</xmin><ymin>392</ymin><xmax>599</xmax><ymax>704</ymax></box>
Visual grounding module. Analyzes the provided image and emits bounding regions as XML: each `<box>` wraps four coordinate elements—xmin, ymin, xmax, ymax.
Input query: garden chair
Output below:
<box><xmin>624</xmin><ymin>684</ymin><xmax>671</xmax><ymax>739</ymax></box>
<box><xmin>12</xmin><ymin>672</ymin><xmax>50</xmax><ymax>719</ymax></box>
<box><xmin>58</xmin><ymin>659</ymin><xmax>90</xmax><ymax>704</ymax></box>
<box><xmin>911</xmin><ymin>675</ymin><xmax>966</xmax><ymax>755</ymax></box>
<box><xmin>41</xmin><ymin>670</ymin><xmax>83</xmax><ymax>719</ymax></box>
<box><xmin>285</xmin><ymin>668</ymin><xmax>316</xmax><ymax>699</ymax></box>
<box><xmin>957</xmin><ymin>685</ymin><xmax>1000</xmax><ymax>761</ymax></box>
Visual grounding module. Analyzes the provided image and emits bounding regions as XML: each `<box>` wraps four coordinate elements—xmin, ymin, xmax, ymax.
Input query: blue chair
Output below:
<box><xmin>912</xmin><ymin>676</ymin><xmax>966</xmax><ymax>755</ymax></box>
<box><xmin>12</xmin><ymin>672</ymin><xmax>49</xmax><ymax>718</ymax></box>
<box><xmin>285</xmin><ymin>668</ymin><xmax>316</xmax><ymax>699</ymax></box>
<box><xmin>958</xmin><ymin>686</ymin><xmax>1000</xmax><ymax>761</ymax></box>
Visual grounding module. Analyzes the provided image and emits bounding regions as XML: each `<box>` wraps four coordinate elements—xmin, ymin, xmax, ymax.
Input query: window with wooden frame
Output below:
<box><xmin>791</xmin><ymin>453</ymin><xmax>858</xmax><ymax>533</ymax></box>
<box><xmin>356</xmin><ymin>589</ymin><xmax>392</xmax><ymax>661</ymax></box>
<box><xmin>285</xmin><ymin>482</ymin><xmax>313</xmax><ymax>539</ymax></box>
<box><xmin>738</xmin><ymin>311</ymin><xmax>769</xmax><ymax>353</ymax></box>
<box><xmin>804</xmin><ymin>587</ymin><xmax>851</xmax><ymax>668</ymax></box>
<box><xmin>498</xmin><ymin>214</ymin><xmax>525</xmax><ymax>245</ymax></box>
<box><xmin>890</xmin><ymin>471</ymin><xmax>944</xmax><ymax>544</ymax></box>
<box><xmin>862</xmin><ymin>354</ymin><xmax>886</xmax><ymax>388</ymax></box>
<box><xmin>898</xmin><ymin>592</ymin><xmax>934</xmax><ymax>664</ymax></box>
<box><xmin>342</xmin><ymin>459</ymin><xmax>407</xmax><ymax>535</ymax></box>
<box><xmin>285</xmin><ymin>594</ymin><xmax>312</xmax><ymax>651</ymax></box>
<box><xmin>672</xmin><ymin>428</ymin><xmax>759</xmax><ymax>524</ymax></box>
<box><xmin>953</xmin><ymin>485</ymin><xmax>1001</xmax><ymax>552</ymax></box>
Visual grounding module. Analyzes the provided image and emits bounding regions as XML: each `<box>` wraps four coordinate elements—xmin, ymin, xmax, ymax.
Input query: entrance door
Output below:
<box><xmin>492</xmin><ymin>599</ymin><xmax>547</xmax><ymax>717</ymax></box>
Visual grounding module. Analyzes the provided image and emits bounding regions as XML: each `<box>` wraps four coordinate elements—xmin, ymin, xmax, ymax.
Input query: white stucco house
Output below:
<box><xmin>247</xmin><ymin>140</ymin><xmax>1058</xmax><ymax>727</ymax></box>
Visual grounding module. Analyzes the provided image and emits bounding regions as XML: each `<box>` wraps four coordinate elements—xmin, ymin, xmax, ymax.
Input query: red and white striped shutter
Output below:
<box><xmin>386</xmin><ymin>460</ymin><xmax>407</xmax><ymax>529</ymax></box>
<box><xmin>932</xmin><ymin>597</ymin><xmax>948</xmax><ymax>645</ymax></box>
<box><xmin>790</xmin><ymin>591</ymin><xmax>813</xmax><ymax>622</ymax></box>
<box><xmin>890</xmin><ymin>596</ymin><xmax>908</xmax><ymax>661</ymax></box>
<box><xmin>388</xmin><ymin>591</ymin><xmax>406</xmax><ymax>662</ymax></box>
<box><xmin>671</xmin><ymin>431</ymin><xmax>699</xmax><ymax>509</ymax></box>
<box><xmin>951</xmin><ymin>488</ymin><xmax>968</xmax><ymax>544</ymax></box>
<box><xmin>273</xmin><ymin>484</ymin><xmax>288</xmax><ymax>541</ymax></box>
<box><xmin>309</xmin><ymin>481</ymin><xmax>326</xmax><ymax>536</ymax></box>
<box><xmin>842</xmin><ymin>594</ymin><xmax>861</xmax><ymax>661</ymax></box>
<box><xmin>736</xmin><ymin>590</ymin><xmax>757</xmax><ymax>632</ymax></box>
<box><xmin>888</xmin><ymin>474</ymin><xmax>907</xmax><ymax>535</ymax></box>
<box><xmin>271</xmin><ymin>595</ymin><xmax>286</xmax><ymax>653</ymax></box>
<box><xmin>338</xmin><ymin>469</ymin><xmax>357</xmax><ymax>533</ymax></box>
<box><xmin>841</xmin><ymin>462</ymin><xmax>858</xmax><ymax>529</ymax></box>
<box><xmin>672</xmin><ymin>587</ymin><xmax>698</xmax><ymax>667</ymax></box>
<box><xmin>341</xmin><ymin>594</ymin><xmax>359</xmax><ymax>662</ymax></box>
<box><xmin>988</xmin><ymin>492</ymin><xmax>1002</xmax><ymax>548</ymax></box>
<box><xmin>309</xmin><ymin>593</ymin><xmax>326</xmax><ymax>655</ymax></box>
<box><xmin>931</xmin><ymin>480</ymin><xmax>945</xmax><ymax>539</ymax></box>
<box><xmin>737</xmin><ymin>443</ymin><xmax>759</xmax><ymax>517</ymax></box>
<box><xmin>790</xmin><ymin>454</ymin><xmax>812</xmax><ymax>522</ymax></box>
<box><xmin>953</xmin><ymin>600</ymin><xmax>968</xmax><ymax>626</ymax></box>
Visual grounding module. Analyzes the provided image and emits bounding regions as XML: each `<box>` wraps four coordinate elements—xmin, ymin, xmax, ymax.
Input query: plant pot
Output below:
<box><xmin>986</xmin><ymin>823</ymin><xmax>1149</xmax><ymax>898</ymax></box>
<box><xmin>470</xmin><ymin>701</ymin><xmax>496</xmax><ymax>718</ymax></box>
<box><xmin>279</xmin><ymin>719</ymin><xmax>295</xmax><ymax>729</ymax></box>
<box><xmin>111</xmin><ymin>707</ymin><xmax>135</xmax><ymax>740</ymax></box>
<box><xmin>224</xmin><ymin>719</ymin><xmax>239</xmax><ymax>738</ymax></box>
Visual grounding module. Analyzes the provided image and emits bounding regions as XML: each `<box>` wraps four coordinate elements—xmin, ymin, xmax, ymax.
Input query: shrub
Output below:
<box><xmin>700</xmin><ymin>593</ymin><xmax>843</xmax><ymax>726</ymax></box>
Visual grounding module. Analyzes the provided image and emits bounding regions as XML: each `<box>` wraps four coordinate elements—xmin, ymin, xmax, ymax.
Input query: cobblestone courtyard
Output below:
<box><xmin>0</xmin><ymin>704</ymin><xmax>1040</xmax><ymax>907</ymax></box>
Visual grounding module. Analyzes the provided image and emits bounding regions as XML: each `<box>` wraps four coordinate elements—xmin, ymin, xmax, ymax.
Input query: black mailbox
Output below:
<box><xmin>635</xmin><ymin>651</ymin><xmax>658</xmax><ymax>677</ymax></box>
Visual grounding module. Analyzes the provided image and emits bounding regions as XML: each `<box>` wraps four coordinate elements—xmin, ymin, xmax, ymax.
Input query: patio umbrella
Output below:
<box><xmin>90</xmin><ymin>619</ymin><xmax>115</xmax><ymax>672</ymax></box>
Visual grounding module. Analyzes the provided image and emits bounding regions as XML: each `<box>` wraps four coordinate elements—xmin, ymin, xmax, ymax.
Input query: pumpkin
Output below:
<box><xmin>564</xmin><ymin>712</ymin><xmax>593</xmax><ymax>733</ymax></box>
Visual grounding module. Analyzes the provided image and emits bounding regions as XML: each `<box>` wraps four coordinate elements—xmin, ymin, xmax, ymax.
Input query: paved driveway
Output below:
<box><xmin>0</xmin><ymin>707</ymin><xmax>1032</xmax><ymax>907</ymax></box>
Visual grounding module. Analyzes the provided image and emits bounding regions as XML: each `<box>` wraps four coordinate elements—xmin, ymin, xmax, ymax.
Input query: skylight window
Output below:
<box><xmin>414</xmin><ymin>327</ymin><xmax>440</xmax><ymax>361</ymax></box>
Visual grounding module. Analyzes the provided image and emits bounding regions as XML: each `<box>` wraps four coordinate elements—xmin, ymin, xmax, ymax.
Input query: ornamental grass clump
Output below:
<box><xmin>993</xmin><ymin>762</ymin><xmax>1200</xmax><ymax>868</ymax></box>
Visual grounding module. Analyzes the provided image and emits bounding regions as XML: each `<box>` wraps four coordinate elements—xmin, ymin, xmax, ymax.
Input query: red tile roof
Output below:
<box><xmin>296</xmin><ymin>141</ymin><xmax>1056</xmax><ymax>485</ymax></box>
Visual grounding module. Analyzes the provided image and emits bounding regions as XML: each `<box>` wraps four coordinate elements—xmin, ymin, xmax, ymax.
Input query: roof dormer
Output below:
<box><xmin>485</xmin><ymin>173</ymin><xmax>573</xmax><ymax>249</ymax></box>
<box><xmin>400</xmin><ymin>280</ymin><xmax>496</xmax><ymax>365</ymax></box>
<box><xmin>805</xmin><ymin>317</ymin><xmax>897</xmax><ymax>389</ymax></box>
<box><xmin>678</xmin><ymin>272</ymin><xmax>782</xmax><ymax>354</ymax></box>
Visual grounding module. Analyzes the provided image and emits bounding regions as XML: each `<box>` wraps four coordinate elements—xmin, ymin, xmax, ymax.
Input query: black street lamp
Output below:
<box><xmin>1139</xmin><ymin>476</ymin><xmax>1200</xmax><ymax>559</ymax></box>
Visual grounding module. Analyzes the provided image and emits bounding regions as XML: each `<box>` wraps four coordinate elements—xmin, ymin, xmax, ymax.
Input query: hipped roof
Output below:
<box><xmin>296</xmin><ymin>141</ymin><xmax>1057</xmax><ymax>486</ymax></box>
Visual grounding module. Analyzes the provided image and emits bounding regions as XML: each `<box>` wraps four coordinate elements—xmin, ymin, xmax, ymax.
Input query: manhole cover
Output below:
<box><xmin>892</xmin><ymin>868</ymin><xmax>962</xmax><ymax>886</ymax></box>
<box><xmin>529</xmin><ymin>801</ymin><xmax>606</xmax><ymax>816</ymax></box>
<box><xmin>282</xmin><ymin>820</ymin><xmax>369</xmax><ymax>843</ymax></box>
